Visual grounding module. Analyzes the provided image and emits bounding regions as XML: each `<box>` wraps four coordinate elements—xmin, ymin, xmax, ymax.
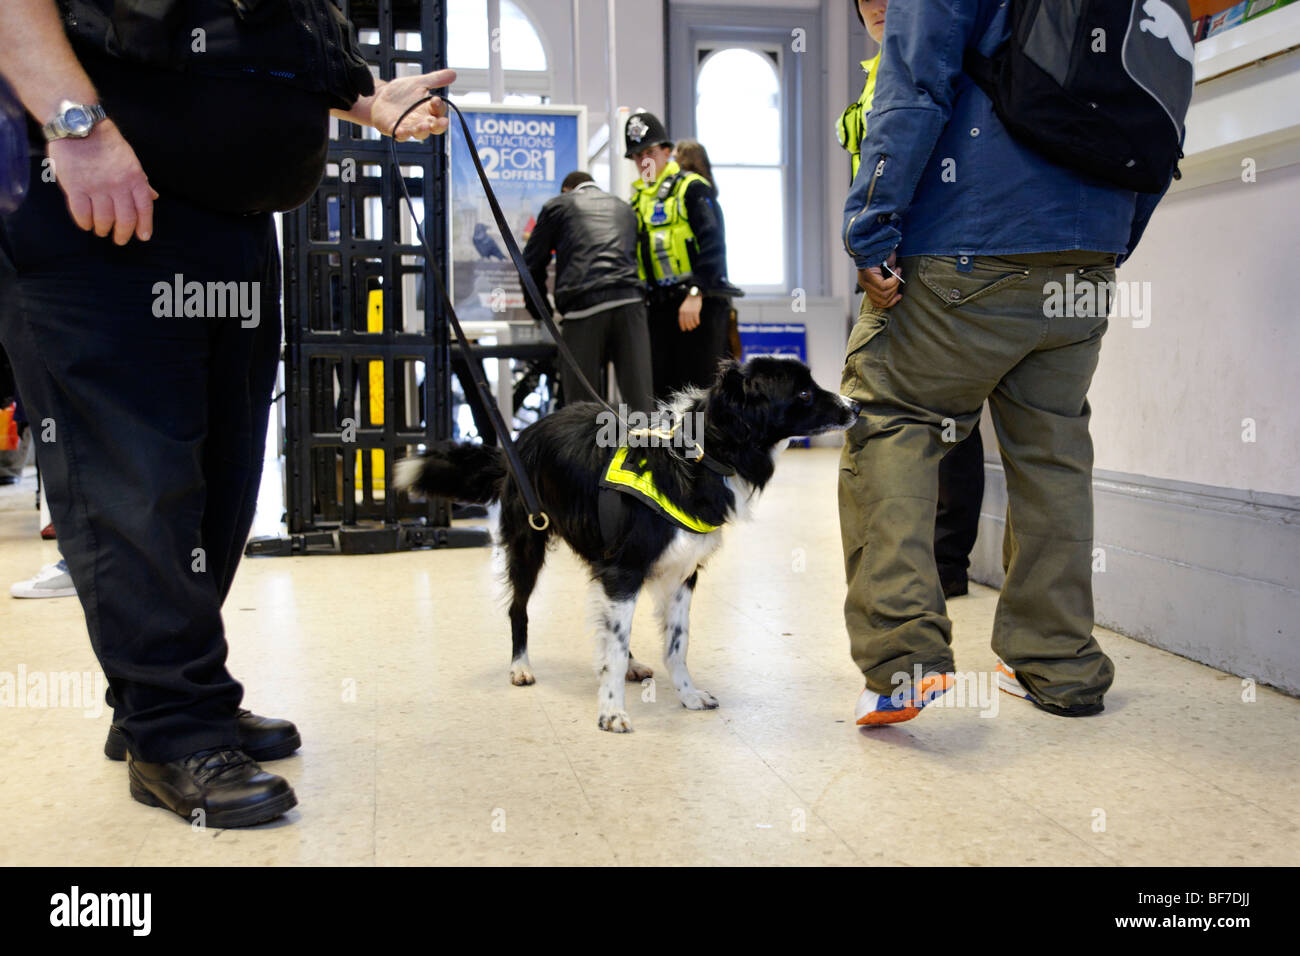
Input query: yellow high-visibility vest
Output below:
<box><xmin>630</xmin><ymin>159</ymin><xmax>709</xmax><ymax>286</ymax></box>
<box><xmin>836</xmin><ymin>54</ymin><xmax>880</xmax><ymax>183</ymax></box>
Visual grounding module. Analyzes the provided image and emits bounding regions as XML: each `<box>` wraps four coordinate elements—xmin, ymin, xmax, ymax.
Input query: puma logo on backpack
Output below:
<box><xmin>1140</xmin><ymin>0</ymin><xmax>1195</xmax><ymax>63</ymax></box>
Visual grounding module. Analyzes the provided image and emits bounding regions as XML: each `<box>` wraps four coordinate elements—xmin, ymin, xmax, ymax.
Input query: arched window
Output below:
<box><xmin>449</xmin><ymin>0</ymin><xmax>552</xmax><ymax>104</ymax></box>
<box><xmin>695</xmin><ymin>46</ymin><xmax>785</xmax><ymax>290</ymax></box>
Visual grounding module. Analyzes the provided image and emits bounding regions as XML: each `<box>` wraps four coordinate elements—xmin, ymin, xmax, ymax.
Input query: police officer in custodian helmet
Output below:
<box><xmin>624</xmin><ymin>111</ymin><xmax>741</xmax><ymax>399</ymax></box>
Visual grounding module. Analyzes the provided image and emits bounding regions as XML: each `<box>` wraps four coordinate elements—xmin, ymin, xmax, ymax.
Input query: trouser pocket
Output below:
<box><xmin>840</xmin><ymin>293</ymin><xmax>891</xmax><ymax>395</ymax></box>
<box><xmin>917</xmin><ymin>255</ymin><xmax>1032</xmax><ymax>309</ymax></box>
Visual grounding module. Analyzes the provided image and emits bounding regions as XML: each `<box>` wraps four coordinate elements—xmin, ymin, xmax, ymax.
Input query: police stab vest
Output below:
<box><xmin>630</xmin><ymin>160</ymin><xmax>708</xmax><ymax>287</ymax></box>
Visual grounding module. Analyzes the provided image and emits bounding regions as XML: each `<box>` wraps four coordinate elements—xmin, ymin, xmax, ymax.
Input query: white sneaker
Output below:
<box><xmin>994</xmin><ymin>658</ymin><xmax>1033</xmax><ymax>700</ymax></box>
<box><xmin>10</xmin><ymin>559</ymin><xmax>77</xmax><ymax>598</ymax></box>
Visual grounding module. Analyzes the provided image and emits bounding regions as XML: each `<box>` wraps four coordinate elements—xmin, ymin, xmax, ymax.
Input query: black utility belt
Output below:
<box><xmin>647</xmin><ymin>284</ymin><xmax>720</xmax><ymax>303</ymax></box>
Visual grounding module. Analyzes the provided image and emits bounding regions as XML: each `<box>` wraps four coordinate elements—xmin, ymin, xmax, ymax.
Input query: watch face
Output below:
<box><xmin>65</xmin><ymin>108</ymin><xmax>91</xmax><ymax>134</ymax></box>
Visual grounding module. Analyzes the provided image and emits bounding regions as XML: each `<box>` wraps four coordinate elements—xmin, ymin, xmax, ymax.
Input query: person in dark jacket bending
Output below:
<box><xmin>522</xmin><ymin>171</ymin><xmax>654</xmax><ymax>413</ymax></box>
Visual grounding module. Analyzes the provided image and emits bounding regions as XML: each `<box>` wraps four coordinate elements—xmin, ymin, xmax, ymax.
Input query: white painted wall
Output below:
<box><xmin>1087</xmin><ymin>43</ymin><xmax>1300</xmax><ymax>499</ymax></box>
<box><xmin>1091</xmin><ymin>160</ymin><xmax>1300</xmax><ymax>498</ymax></box>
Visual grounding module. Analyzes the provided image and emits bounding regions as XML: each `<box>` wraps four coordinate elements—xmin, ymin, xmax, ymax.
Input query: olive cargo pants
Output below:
<box><xmin>838</xmin><ymin>252</ymin><xmax>1117</xmax><ymax>712</ymax></box>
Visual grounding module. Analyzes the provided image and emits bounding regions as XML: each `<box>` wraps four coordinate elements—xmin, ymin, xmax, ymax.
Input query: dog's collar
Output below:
<box><xmin>676</xmin><ymin>439</ymin><xmax>735</xmax><ymax>477</ymax></box>
<box><xmin>626</xmin><ymin>420</ymin><xmax>736</xmax><ymax>477</ymax></box>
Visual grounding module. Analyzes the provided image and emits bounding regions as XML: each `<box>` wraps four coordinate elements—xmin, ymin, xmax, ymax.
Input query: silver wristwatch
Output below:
<box><xmin>42</xmin><ymin>100</ymin><xmax>108</xmax><ymax>142</ymax></box>
<box><xmin>687</xmin><ymin>285</ymin><xmax>701</xmax><ymax>297</ymax></box>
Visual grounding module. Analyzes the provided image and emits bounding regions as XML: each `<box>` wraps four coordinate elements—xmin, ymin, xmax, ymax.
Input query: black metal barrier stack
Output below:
<box><xmin>246</xmin><ymin>0</ymin><xmax>489</xmax><ymax>556</ymax></box>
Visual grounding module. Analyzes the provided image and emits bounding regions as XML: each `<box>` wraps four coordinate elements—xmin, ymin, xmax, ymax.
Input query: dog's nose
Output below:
<box><xmin>842</xmin><ymin>396</ymin><xmax>863</xmax><ymax>417</ymax></box>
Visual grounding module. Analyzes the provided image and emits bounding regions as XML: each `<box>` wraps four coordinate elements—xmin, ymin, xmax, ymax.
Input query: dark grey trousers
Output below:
<box><xmin>560</xmin><ymin>299</ymin><xmax>655</xmax><ymax>413</ymax></box>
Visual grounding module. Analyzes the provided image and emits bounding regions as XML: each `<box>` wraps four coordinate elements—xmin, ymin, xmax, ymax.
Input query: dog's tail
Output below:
<box><xmin>393</xmin><ymin>441</ymin><xmax>506</xmax><ymax>504</ymax></box>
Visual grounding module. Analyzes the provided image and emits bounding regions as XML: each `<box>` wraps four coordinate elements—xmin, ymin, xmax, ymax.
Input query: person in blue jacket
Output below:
<box><xmin>841</xmin><ymin>0</ymin><xmax>1170</xmax><ymax>726</ymax></box>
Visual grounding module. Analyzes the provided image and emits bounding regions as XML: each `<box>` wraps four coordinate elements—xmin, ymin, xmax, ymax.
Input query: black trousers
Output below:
<box><xmin>935</xmin><ymin>421</ymin><xmax>985</xmax><ymax>581</ymax></box>
<box><xmin>0</xmin><ymin>163</ymin><xmax>280</xmax><ymax>762</ymax></box>
<box><xmin>646</xmin><ymin>290</ymin><xmax>730</xmax><ymax>400</ymax></box>
<box><xmin>560</xmin><ymin>300</ymin><xmax>654</xmax><ymax>413</ymax></box>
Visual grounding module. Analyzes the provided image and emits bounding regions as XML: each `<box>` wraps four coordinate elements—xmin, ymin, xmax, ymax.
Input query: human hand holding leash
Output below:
<box><xmin>341</xmin><ymin>69</ymin><xmax>457</xmax><ymax>140</ymax></box>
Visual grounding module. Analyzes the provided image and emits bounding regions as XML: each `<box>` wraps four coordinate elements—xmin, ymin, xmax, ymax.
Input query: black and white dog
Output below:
<box><xmin>396</xmin><ymin>357</ymin><xmax>859</xmax><ymax>732</ymax></box>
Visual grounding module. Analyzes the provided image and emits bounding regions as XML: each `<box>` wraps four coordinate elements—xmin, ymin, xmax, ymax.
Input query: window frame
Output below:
<box><xmin>668</xmin><ymin>5</ymin><xmax>827</xmax><ymax>297</ymax></box>
<box><xmin>694</xmin><ymin>42</ymin><xmax>788</xmax><ymax>293</ymax></box>
<box><xmin>450</xmin><ymin>70</ymin><xmax>552</xmax><ymax>103</ymax></box>
<box><xmin>446</xmin><ymin>0</ymin><xmax>554</xmax><ymax>102</ymax></box>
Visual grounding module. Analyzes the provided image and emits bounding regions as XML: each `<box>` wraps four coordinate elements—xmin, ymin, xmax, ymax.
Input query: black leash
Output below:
<box><xmin>389</xmin><ymin>94</ymin><xmax>551</xmax><ymax>530</ymax></box>
<box><xmin>387</xmin><ymin>92</ymin><xmax>733</xmax><ymax>534</ymax></box>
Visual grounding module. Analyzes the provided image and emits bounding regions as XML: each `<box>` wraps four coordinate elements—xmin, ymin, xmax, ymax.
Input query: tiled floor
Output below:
<box><xmin>1</xmin><ymin>449</ymin><xmax>1297</xmax><ymax>866</ymax></box>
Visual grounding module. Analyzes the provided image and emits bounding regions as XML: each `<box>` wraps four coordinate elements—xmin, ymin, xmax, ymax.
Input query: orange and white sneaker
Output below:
<box><xmin>994</xmin><ymin>659</ymin><xmax>1107</xmax><ymax>717</ymax></box>
<box><xmin>994</xmin><ymin>658</ymin><xmax>1033</xmax><ymax>701</ymax></box>
<box><xmin>855</xmin><ymin>673</ymin><xmax>956</xmax><ymax>727</ymax></box>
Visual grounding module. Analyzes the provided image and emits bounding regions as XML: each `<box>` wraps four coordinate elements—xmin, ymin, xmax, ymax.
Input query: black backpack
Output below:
<box><xmin>965</xmin><ymin>0</ymin><xmax>1195</xmax><ymax>193</ymax></box>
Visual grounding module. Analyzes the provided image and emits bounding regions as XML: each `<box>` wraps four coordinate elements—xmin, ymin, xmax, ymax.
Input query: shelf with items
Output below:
<box><xmin>1193</xmin><ymin>1</ymin><xmax>1300</xmax><ymax>82</ymax></box>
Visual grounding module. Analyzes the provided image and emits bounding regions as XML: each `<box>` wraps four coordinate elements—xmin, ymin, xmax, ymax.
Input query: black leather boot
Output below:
<box><xmin>128</xmin><ymin>748</ymin><xmax>297</xmax><ymax>828</ymax></box>
<box><xmin>105</xmin><ymin>709</ymin><xmax>301</xmax><ymax>762</ymax></box>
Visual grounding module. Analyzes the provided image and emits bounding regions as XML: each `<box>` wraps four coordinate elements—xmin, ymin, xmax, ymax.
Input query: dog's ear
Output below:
<box><xmin>715</xmin><ymin>358</ymin><xmax>745</xmax><ymax>402</ymax></box>
<box><xmin>733</xmin><ymin>359</ymin><xmax>775</xmax><ymax>410</ymax></box>
<box><xmin>708</xmin><ymin>359</ymin><xmax>752</xmax><ymax>439</ymax></box>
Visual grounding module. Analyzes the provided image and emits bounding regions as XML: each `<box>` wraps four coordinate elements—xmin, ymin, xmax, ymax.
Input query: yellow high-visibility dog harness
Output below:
<box><xmin>600</xmin><ymin>446</ymin><xmax>720</xmax><ymax>534</ymax></box>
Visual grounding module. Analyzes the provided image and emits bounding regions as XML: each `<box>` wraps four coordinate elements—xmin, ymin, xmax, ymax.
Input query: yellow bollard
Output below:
<box><xmin>356</xmin><ymin>287</ymin><xmax>386</xmax><ymax>498</ymax></box>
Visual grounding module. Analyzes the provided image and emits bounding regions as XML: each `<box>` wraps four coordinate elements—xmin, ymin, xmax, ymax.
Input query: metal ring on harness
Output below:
<box><xmin>685</xmin><ymin>441</ymin><xmax>705</xmax><ymax>462</ymax></box>
<box><xmin>528</xmin><ymin>512</ymin><xmax>550</xmax><ymax>531</ymax></box>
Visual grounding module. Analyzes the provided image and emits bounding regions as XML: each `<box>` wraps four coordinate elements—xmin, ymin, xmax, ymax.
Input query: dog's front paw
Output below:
<box><xmin>597</xmin><ymin>710</ymin><xmax>633</xmax><ymax>733</ymax></box>
<box><xmin>625</xmin><ymin>657</ymin><xmax>654</xmax><ymax>681</ymax></box>
<box><xmin>509</xmin><ymin>663</ymin><xmax>535</xmax><ymax>686</ymax></box>
<box><xmin>679</xmin><ymin>688</ymin><xmax>719</xmax><ymax>710</ymax></box>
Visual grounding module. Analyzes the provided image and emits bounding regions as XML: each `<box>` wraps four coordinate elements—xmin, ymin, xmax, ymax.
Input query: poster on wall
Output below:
<box><xmin>449</xmin><ymin>104</ymin><xmax>586</xmax><ymax>323</ymax></box>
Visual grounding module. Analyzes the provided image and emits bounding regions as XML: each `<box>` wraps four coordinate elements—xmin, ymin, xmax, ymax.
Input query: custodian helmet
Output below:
<box><xmin>623</xmin><ymin>111</ymin><xmax>672</xmax><ymax>159</ymax></box>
